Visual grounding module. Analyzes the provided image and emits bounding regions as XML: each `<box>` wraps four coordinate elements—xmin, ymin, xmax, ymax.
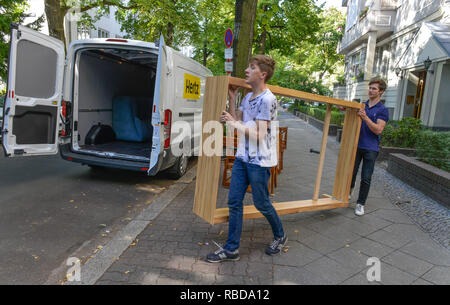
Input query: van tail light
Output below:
<box><xmin>164</xmin><ymin>109</ymin><xmax>172</xmax><ymax>149</ymax></box>
<box><xmin>60</xmin><ymin>100</ymin><xmax>71</xmax><ymax>137</ymax></box>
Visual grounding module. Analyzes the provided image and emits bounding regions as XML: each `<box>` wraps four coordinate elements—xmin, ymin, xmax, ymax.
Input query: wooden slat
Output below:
<box><xmin>313</xmin><ymin>104</ymin><xmax>332</xmax><ymax>201</ymax></box>
<box><xmin>332</xmin><ymin>108</ymin><xmax>362</xmax><ymax>201</ymax></box>
<box><xmin>213</xmin><ymin>198</ymin><xmax>347</xmax><ymax>224</ymax></box>
<box><xmin>193</xmin><ymin>76</ymin><xmax>229</xmax><ymax>223</ymax></box>
<box><xmin>228</xmin><ymin>77</ymin><xmax>364</xmax><ymax>110</ymax></box>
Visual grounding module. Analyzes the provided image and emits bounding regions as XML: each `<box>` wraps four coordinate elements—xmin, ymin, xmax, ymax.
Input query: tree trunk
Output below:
<box><xmin>44</xmin><ymin>0</ymin><xmax>68</xmax><ymax>47</ymax></box>
<box><xmin>203</xmin><ymin>42</ymin><xmax>208</xmax><ymax>66</ymax></box>
<box><xmin>166</xmin><ymin>22</ymin><xmax>174</xmax><ymax>47</ymax></box>
<box><xmin>259</xmin><ymin>28</ymin><xmax>267</xmax><ymax>54</ymax></box>
<box><xmin>258</xmin><ymin>5</ymin><xmax>268</xmax><ymax>54</ymax></box>
<box><xmin>233</xmin><ymin>0</ymin><xmax>258</xmax><ymax>78</ymax></box>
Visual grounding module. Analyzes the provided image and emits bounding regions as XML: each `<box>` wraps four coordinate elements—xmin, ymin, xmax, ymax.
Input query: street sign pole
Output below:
<box><xmin>224</xmin><ymin>28</ymin><xmax>233</xmax><ymax>75</ymax></box>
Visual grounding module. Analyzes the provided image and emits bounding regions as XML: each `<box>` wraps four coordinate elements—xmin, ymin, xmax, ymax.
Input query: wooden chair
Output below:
<box><xmin>277</xmin><ymin>127</ymin><xmax>288</xmax><ymax>174</ymax></box>
<box><xmin>221</xmin><ymin>132</ymin><xmax>278</xmax><ymax>194</ymax></box>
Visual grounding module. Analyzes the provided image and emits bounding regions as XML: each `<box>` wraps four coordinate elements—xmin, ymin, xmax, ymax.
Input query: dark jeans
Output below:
<box><xmin>224</xmin><ymin>158</ymin><xmax>285</xmax><ymax>252</ymax></box>
<box><xmin>350</xmin><ymin>148</ymin><xmax>379</xmax><ymax>206</ymax></box>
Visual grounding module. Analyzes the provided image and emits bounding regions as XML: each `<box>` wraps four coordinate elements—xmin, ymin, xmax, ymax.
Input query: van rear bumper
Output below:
<box><xmin>60</xmin><ymin>144</ymin><xmax>161</xmax><ymax>174</ymax></box>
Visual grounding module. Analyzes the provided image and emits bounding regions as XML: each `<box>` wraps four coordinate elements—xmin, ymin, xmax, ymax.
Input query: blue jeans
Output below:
<box><xmin>224</xmin><ymin>158</ymin><xmax>285</xmax><ymax>252</ymax></box>
<box><xmin>350</xmin><ymin>148</ymin><xmax>378</xmax><ymax>205</ymax></box>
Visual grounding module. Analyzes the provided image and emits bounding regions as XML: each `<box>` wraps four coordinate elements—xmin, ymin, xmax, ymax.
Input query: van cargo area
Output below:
<box><xmin>73</xmin><ymin>47</ymin><xmax>158</xmax><ymax>162</ymax></box>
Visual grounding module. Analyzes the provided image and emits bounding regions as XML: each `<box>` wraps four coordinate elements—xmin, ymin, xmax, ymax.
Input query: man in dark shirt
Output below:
<box><xmin>350</xmin><ymin>79</ymin><xmax>389</xmax><ymax>216</ymax></box>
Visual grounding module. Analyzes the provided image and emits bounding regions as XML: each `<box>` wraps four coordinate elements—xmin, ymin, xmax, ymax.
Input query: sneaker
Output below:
<box><xmin>355</xmin><ymin>203</ymin><xmax>365</xmax><ymax>216</ymax></box>
<box><xmin>206</xmin><ymin>241</ymin><xmax>240</xmax><ymax>263</ymax></box>
<box><xmin>265</xmin><ymin>235</ymin><xmax>288</xmax><ymax>255</ymax></box>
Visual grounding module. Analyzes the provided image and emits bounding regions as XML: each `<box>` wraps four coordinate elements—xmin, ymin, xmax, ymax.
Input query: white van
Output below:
<box><xmin>2</xmin><ymin>25</ymin><xmax>212</xmax><ymax>178</ymax></box>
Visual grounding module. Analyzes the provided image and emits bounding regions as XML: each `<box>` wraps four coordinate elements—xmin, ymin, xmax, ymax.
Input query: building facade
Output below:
<box><xmin>333</xmin><ymin>0</ymin><xmax>450</xmax><ymax>130</ymax></box>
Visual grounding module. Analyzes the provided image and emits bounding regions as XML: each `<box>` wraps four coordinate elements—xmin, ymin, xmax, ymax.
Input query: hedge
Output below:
<box><xmin>381</xmin><ymin>118</ymin><xmax>449</xmax><ymax>172</ymax></box>
<box><xmin>296</xmin><ymin>105</ymin><xmax>345</xmax><ymax>126</ymax></box>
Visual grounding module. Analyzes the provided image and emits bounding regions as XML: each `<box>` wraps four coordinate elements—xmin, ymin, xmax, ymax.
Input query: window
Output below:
<box><xmin>348</xmin><ymin>50</ymin><xmax>365</xmax><ymax>80</ymax></box>
<box><xmin>98</xmin><ymin>28</ymin><xmax>109</xmax><ymax>38</ymax></box>
<box><xmin>77</xmin><ymin>24</ymin><xmax>90</xmax><ymax>40</ymax></box>
<box><xmin>15</xmin><ymin>40</ymin><xmax>57</xmax><ymax>98</ymax></box>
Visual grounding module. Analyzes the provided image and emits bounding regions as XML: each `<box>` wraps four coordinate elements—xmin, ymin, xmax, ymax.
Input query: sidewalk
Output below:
<box><xmin>94</xmin><ymin>110</ymin><xmax>450</xmax><ymax>285</ymax></box>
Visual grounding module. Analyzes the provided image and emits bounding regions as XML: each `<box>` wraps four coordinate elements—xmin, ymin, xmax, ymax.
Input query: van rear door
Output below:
<box><xmin>148</xmin><ymin>36</ymin><xmax>167</xmax><ymax>174</ymax></box>
<box><xmin>2</xmin><ymin>24</ymin><xmax>64</xmax><ymax>157</ymax></box>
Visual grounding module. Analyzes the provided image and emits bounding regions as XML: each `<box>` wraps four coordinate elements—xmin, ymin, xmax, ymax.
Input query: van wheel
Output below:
<box><xmin>168</xmin><ymin>155</ymin><xmax>188</xmax><ymax>179</ymax></box>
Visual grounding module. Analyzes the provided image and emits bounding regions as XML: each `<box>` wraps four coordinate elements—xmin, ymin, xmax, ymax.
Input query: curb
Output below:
<box><xmin>65</xmin><ymin>166</ymin><xmax>197</xmax><ymax>285</ymax></box>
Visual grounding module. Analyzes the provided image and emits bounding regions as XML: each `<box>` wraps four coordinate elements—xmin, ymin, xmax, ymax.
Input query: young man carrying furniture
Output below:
<box><xmin>206</xmin><ymin>55</ymin><xmax>287</xmax><ymax>263</ymax></box>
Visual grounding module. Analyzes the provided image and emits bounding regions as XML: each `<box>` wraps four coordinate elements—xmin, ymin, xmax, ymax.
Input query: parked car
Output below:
<box><xmin>2</xmin><ymin>24</ymin><xmax>212</xmax><ymax>178</ymax></box>
<box><xmin>282</xmin><ymin>101</ymin><xmax>294</xmax><ymax>109</ymax></box>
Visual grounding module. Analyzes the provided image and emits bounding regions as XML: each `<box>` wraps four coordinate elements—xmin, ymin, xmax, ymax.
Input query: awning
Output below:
<box><xmin>396</xmin><ymin>22</ymin><xmax>450</xmax><ymax>70</ymax></box>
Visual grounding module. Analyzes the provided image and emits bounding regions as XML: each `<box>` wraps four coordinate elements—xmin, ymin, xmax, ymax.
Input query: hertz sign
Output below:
<box><xmin>183</xmin><ymin>73</ymin><xmax>201</xmax><ymax>100</ymax></box>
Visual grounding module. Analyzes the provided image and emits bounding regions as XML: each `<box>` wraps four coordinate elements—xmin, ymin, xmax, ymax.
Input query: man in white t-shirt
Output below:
<box><xmin>206</xmin><ymin>55</ymin><xmax>287</xmax><ymax>263</ymax></box>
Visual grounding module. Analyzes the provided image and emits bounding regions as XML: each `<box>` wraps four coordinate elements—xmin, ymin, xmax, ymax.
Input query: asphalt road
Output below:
<box><xmin>0</xmin><ymin>147</ymin><xmax>180</xmax><ymax>284</ymax></box>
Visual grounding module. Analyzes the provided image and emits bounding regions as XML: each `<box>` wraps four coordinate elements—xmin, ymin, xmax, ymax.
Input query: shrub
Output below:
<box><xmin>416</xmin><ymin>130</ymin><xmax>450</xmax><ymax>172</ymax></box>
<box><xmin>380</xmin><ymin>117</ymin><xmax>423</xmax><ymax>148</ymax></box>
<box><xmin>296</xmin><ymin>105</ymin><xmax>345</xmax><ymax>126</ymax></box>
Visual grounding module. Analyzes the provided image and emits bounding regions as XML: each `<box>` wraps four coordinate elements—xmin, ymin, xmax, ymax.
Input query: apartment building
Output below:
<box><xmin>333</xmin><ymin>0</ymin><xmax>450</xmax><ymax>130</ymax></box>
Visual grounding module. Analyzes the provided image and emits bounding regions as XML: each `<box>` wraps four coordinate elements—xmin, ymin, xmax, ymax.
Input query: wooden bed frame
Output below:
<box><xmin>193</xmin><ymin>76</ymin><xmax>364</xmax><ymax>225</ymax></box>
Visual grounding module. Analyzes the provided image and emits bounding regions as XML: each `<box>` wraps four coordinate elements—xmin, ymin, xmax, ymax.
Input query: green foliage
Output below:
<box><xmin>380</xmin><ymin>117</ymin><xmax>423</xmax><ymax>148</ymax></box>
<box><xmin>1</xmin><ymin>1</ymin><xmax>26</xmax><ymax>82</ymax></box>
<box><xmin>295</xmin><ymin>104</ymin><xmax>345</xmax><ymax>126</ymax></box>
<box><xmin>0</xmin><ymin>87</ymin><xmax>5</xmax><ymax>107</ymax></box>
<box><xmin>254</xmin><ymin>0</ymin><xmax>321</xmax><ymax>56</ymax></box>
<box><xmin>380</xmin><ymin>117</ymin><xmax>449</xmax><ymax>172</ymax></box>
<box><xmin>416</xmin><ymin>130</ymin><xmax>450</xmax><ymax>172</ymax></box>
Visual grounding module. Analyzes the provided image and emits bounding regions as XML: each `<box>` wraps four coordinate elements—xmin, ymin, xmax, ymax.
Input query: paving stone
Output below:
<box><xmin>370</xmin><ymin>209</ymin><xmax>414</xmax><ymax>224</ymax></box>
<box><xmin>339</xmin><ymin>272</ymin><xmax>381</xmax><ymax>285</ymax></box>
<box><xmin>349</xmin><ymin>237</ymin><xmax>395</xmax><ymax>258</ymax></box>
<box><xmin>400</xmin><ymin>240</ymin><xmax>450</xmax><ymax>266</ymax></box>
<box><xmin>411</xmin><ymin>278</ymin><xmax>434</xmax><ymax>285</ymax></box>
<box><xmin>327</xmin><ymin>246</ymin><xmax>371</xmax><ymax>274</ymax></box>
<box><xmin>273</xmin><ymin>265</ymin><xmax>333</xmax><ymax>285</ymax></box>
<box><xmin>421</xmin><ymin>266</ymin><xmax>450</xmax><ymax>285</ymax></box>
<box><xmin>366</xmin><ymin>229</ymin><xmax>413</xmax><ymax>250</ymax></box>
<box><xmin>381</xmin><ymin>250</ymin><xmax>433</xmax><ymax>277</ymax></box>
<box><xmin>299</xmin><ymin>232</ymin><xmax>343</xmax><ymax>255</ymax></box>
<box><xmin>247</xmin><ymin>262</ymin><xmax>273</xmax><ymax>280</ymax></box>
<box><xmin>376</xmin><ymin>262</ymin><xmax>418</xmax><ymax>285</ymax></box>
<box><xmin>303</xmin><ymin>256</ymin><xmax>358</xmax><ymax>285</ymax></box>
<box><xmin>272</xmin><ymin>241</ymin><xmax>322</xmax><ymax>267</ymax></box>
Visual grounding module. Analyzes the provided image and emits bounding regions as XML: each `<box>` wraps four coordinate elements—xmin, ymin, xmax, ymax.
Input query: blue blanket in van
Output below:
<box><xmin>113</xmin><ymin>96</ymin><xmax>152</xmax><ymax>142</ymax></box>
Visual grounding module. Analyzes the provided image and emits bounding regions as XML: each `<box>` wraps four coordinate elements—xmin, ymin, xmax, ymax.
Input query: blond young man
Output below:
<box><xmin>206</xmin><ymin>55</ymin><xmax>287</xmax><ymax>263</ymax></box>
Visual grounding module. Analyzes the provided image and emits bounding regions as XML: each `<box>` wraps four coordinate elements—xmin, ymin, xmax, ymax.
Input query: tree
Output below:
<box><xmin>269</xmin><ymin>8</ymin><xmax>345</xmax><ymax>95</ymax></box>
<box><xmin>117</xmin><ymin>0</ymin><xmax>198</xmax><ymax>47</ymax></box>
<box><xmin>233</xmin><ymin>0</ymin><xmax>258</xmax><ymax>78</ymax></box>
<box><xmin>254</xmin><ymin>0</ymin><xmax>321</xmax><ymax>56</ymax></box>
<box><xmin>43</xmin><ymin>0</ymin><xmax>136</xmax><ymax>47</ymax></box>
<box><xmin>190</xmin><ymin>0</ymin><xmax>234</xmax><ymax>73</ymax></box>
<box><xmin>298</xmin><ymin>8</ymin><xmax>345</xmax><ymax>81</ymax></box>
<box><xmin>0</xmin><ymin>0</ymin><xmax>45</xmax><ymax>82</ymax></box>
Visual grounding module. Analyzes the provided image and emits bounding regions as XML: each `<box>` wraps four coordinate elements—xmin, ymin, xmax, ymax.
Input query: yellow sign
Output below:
<box><xmin>183</xmin><ymin>73</ymin><xmax>201</xmax><ymax>100</ymax></box>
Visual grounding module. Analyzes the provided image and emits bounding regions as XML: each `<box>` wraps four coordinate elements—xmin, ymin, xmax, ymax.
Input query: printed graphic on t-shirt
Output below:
<box><xmin>234</xmin><ymin>90</ymin><xmax>278</xmax><ymax>167</ymax></box>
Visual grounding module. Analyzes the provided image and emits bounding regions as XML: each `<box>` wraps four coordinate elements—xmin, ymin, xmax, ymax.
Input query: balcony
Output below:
<box><xmin>338</xmin><ymin>2</ymin><xmax>398</xmax><ymax>54</ymax></box>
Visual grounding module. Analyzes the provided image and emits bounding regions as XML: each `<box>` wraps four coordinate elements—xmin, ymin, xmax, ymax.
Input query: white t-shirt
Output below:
<box><xmin>234</xmin><ymin>89</ymin><xmax>278</xmax><ymax>167</ymax></box>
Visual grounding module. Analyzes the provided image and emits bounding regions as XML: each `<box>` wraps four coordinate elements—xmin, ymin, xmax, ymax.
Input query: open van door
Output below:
<box><xmin>2</xmin><ymin>24</ymin><xmax>64</xmax><ymax>157</ymax></box>
<box><xmin>148</xmin><ymin>35</ymin><xmax>166</xmax><ymax>174</ymax></box>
